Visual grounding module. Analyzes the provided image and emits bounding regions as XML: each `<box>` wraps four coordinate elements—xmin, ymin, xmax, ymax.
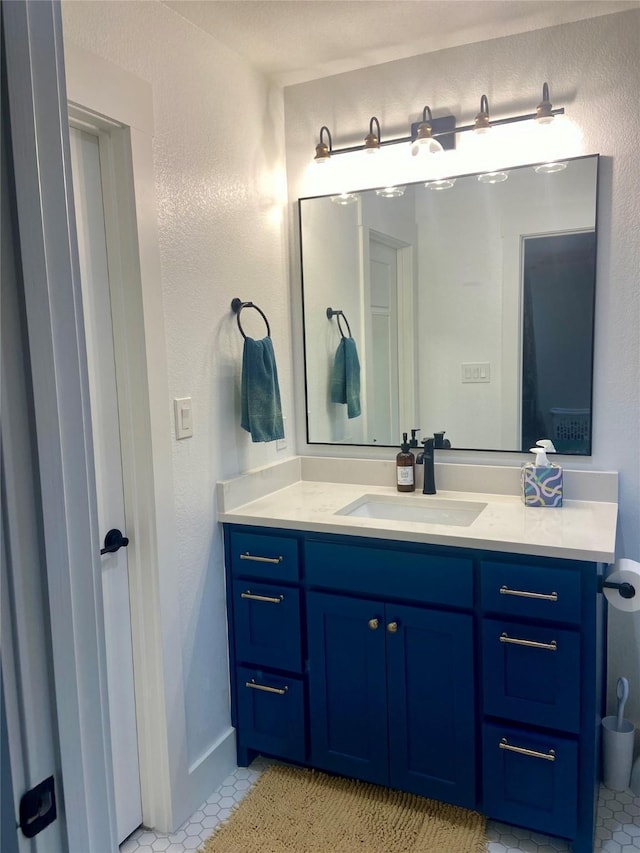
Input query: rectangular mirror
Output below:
<box><xmin>299</xmin><ymin>154</ymin><xmax>598</xmax><ymax>454</ymax></box>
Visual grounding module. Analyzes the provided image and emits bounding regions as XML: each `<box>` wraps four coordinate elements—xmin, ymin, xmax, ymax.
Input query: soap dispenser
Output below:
<box><xmin>521</xmin><ymin>443</ymin><xmax>563</xmax><ymax>507</ymax></box>
<box><xmin>396</xmin><ymin>433</ymin><xmax>415</xmax><ymax>492</ymax></box>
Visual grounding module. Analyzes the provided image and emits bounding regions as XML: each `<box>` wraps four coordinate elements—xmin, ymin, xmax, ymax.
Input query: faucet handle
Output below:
<box><xmin>434</xmin><ymin>430</ymin><xmax>451</xmax><ymax>449</ymax></box>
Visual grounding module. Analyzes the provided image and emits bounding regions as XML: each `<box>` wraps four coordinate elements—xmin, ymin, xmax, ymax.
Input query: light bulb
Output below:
<box><xmin>411</xmin><ymin>136</ymin><xmax>444</xmax><ymax>157</ymax></box>
<box><xmin>534</xmin><ymin>162</ymin><xmax>567</xmax><ymax>174</ymax></box>
<box><xmin>331</xmin><ymin>193</ymin><xmax>359</xmax><ymax>205</ymax></box>
<box><xmin>425</xmin><ymin>178</ymin><xmax>456</xmax><ymax>191</ymax></box>
<box><xmin>375</xmin><ymin>186</ymin><xmax>406</xmax><ymax>198</ymax></box>
<box><xmin>478</xmin><ymin>171</ymin><xmax>509</xmax><ymax>184</ymax></box>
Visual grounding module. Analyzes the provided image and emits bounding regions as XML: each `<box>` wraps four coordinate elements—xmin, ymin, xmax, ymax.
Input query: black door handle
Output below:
<box><xmin>100</xmin><ymin>528</ymin><xmax>129</xmax><ymax>555</ymax></box>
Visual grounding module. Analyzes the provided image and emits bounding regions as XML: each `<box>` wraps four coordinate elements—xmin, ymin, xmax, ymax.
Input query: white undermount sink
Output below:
<box><xmin>335</xmin><ymin>494</ymin><xmax>487</xmax><ymax>527</ymax></box>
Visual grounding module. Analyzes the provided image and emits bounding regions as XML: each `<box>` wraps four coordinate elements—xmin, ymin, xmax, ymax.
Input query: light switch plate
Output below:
<box><xmin>174</xmin><ymin>397</ymin><xmax>193</xmax><ymax>439</ymax></box>
<box><xmin>461</xmin><ymin>362</ymin><xmax>491</xmax><ymax>383</ymax></box>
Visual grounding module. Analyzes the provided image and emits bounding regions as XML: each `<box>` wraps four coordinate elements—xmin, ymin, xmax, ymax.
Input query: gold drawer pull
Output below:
<box><xmin>241</xmin><ymin>591</ymin><xmax>284</xmax><ymax>604</ymax></box>
<box><xmin>500</xmin><ymin>738</ymin><xmax>555</xmax><ymax>762</ymax></box>
<box><xmin>500</xmin><ymin>632</ymin><xmax>557</xmax><ymax>651</ymax></box>
<box><xmin>500</xmin><ymin>585</ymin><xmax>558</xmax><ymax>602</ymax></box>
<box><xmin>245</xmin><ymin>679</ymin><xmax>288</xmax><ymax>696</ymax></box>
<box><xmin>240</xmin><ymin>552</ymin><xmax>283</xmax><ymax>564</ymax></box>
<box><xmin>368</xmin><ymin>618</ymin><xmax>379</xmax><ymax>631</ymax></box>
<box><xmin>387</xmin><ymin>621</ymin><xmax>398</xmax><ymax>634</ymax></box>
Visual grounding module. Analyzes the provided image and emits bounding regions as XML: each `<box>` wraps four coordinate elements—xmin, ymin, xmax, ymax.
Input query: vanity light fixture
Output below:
<box><xmin>375</xmin><ymin>185</ymin><xmax>406</xmax><ymax>198</ymax></box>
<box><xmin>364</xmin><ymin>116</ymin><xmax>381</xmax><ymax>154</ymax></box>
<box><xmin>535</xmin><ymin>82</ymin><xmax>554</xmax><ymax>124</ymax></box>
<box><xmin>310</xmin><ymin>83</ymin><xmax>565</xmax><ymax>164</ymax></box>
<box><xmin>313</xmin><ymin>125</ymin><xmax>333</xmax><ymax>164</ymax></box>
<box><xmin>474</xmin><ymin>95</ymin><xmax>492</xmax><ymax>134</ymax></box>
<box><xmin>411</xmin><ymin>106</ymin><xmax>444</xmax><ymax>156</ymax></box>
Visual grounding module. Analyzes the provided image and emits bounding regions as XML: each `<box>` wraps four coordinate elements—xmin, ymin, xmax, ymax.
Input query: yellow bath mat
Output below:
<box><xmin>199</xmin><ymin>763</ymin><xmax>486</xmax><ymax>852</ymax></box>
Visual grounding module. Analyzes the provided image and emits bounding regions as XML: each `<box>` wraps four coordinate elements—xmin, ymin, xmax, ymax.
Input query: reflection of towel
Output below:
<box><xmin>241</xmin><ymin>337</ymin><xmax>285</xmax><ymax>442</ymax></box>
<box><xmin>330</xmin><ymin>337</ymin><xmax>361</xmax><ymax>419</ymax></box>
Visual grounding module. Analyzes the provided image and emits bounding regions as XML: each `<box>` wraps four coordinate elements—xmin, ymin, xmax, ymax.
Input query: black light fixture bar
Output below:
<box><xmin>315</xmin><ymin>83</ymin><xmax>564</xmax><ymax>159</ymax></box>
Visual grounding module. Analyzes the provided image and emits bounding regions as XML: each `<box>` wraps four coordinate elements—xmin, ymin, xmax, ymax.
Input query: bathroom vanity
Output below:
<box><xmin>219</xmin><ymin>458</ymin><xmax>618</xmax><ymax>853</ymax></box>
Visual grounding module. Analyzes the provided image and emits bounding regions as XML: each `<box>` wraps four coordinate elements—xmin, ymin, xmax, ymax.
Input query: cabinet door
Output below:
<box><xmin>307</xmin><ymin>591</ymin><xmax>388</xmax><ymax>784</ymax></box>
<box><xmin>387</xmin><ymin>604</ymin><xmax>476</xmax><ymax>808</ymax></box>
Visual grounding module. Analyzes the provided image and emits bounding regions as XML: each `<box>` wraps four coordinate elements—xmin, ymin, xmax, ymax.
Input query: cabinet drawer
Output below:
<box><xmin>483</xmin><ymin>722</ymin><xmax>578</xmax><ymax>840</ymax></box>
<box><xmin>229</xmin><ymin>530</ymin><xmax>299</xmax><ymax>582</ymax></box>
<box><xmin>480</xmin><ymin>561</ymin><xmax>581</xmax><ymax>624</ymax></box>
<box><xmin>305</xmin><ymin>540</ymin><xmax>473</xmax><ymax>608</ymax></box>
<box><xmin>236</xmin><ymin>666</ymin><xmax>306</xmax><ymax>763</ymax></box>
<box><xmin>233</xmin><ymin>580</ymin><xmax>302</xmax><ymax>672</ymax></box>
<box><xmin>483</xmin><ymin>618</ymin><xmax>580</xmax><ymax>733</ymax></box>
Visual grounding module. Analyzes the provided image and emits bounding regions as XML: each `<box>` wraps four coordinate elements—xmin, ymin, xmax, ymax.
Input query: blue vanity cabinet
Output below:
<box><xmin>223</xmin><ymin>523</ymin><xmax>605</xmax><ymax>853</ymax></box>
<box><xmin>225</xmin><ymin>528</ymin><xmax>306</xmax><ymax>764</ymax></box>
<box><xmin>479</xmin><ymin>558</ymin><xmax>604</xmax><ymax>853</ymax></box>
<box><xmin>306</xmin><ymin>592</ymin><xmax>476</xmax><ymax>807</ymax></box>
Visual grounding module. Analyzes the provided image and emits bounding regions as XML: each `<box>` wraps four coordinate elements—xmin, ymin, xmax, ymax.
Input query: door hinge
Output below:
<box><xmin>19</xmin><ymin>775</ymin><xmax>57</xmax><ymax>838</ymax></box>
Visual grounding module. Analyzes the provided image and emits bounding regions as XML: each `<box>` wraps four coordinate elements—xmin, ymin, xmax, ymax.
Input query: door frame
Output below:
<box><xmin>3</xmin><ymin>4</ymin><xmax>186</xmax><ymax>849</ymax></box>
<box><xmin>63</xmin><ymin>45</ymin><xmax>188</xmax><ymax>831</ymax></box>
<box><xmin>360</xmin><ymin>227</ymin><xmax>417</xmax><ymax>442</ymax></box>
<box><xmin>3</xmin><ymin>2</ymin><xmax>116</xmax><ymax>849</ymax></box>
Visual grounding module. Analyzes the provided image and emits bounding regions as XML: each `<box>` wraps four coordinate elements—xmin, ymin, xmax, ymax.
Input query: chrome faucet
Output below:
<box><xmin>417</xmin><ymin>431</ymin><xmax>451</xmax><ymax>495</ymax></box>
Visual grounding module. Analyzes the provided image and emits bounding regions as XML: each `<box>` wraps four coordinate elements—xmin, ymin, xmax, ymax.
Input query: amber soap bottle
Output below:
<box><xmin>396</xmin><ymin>433</ymin><xmax>415</xmax><ymax>492</ymax></box>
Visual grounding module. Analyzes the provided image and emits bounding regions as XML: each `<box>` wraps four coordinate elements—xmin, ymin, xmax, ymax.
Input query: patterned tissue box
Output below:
<box><xmin>521</xmin><ymin>464</ymin><xmax>563</xmax><ymax>507</ymax></box>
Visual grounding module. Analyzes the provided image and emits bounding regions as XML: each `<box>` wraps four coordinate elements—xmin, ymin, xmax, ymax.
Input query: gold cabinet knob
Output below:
<box><xmin>368</xmin><ymin>618</ymin><xmax>379</xmax><ymax>630</ymax></box>
<box><xmin>387</xmin><ymin>621</ymin><xmax>398</xmax><ymax>634</ymax></box>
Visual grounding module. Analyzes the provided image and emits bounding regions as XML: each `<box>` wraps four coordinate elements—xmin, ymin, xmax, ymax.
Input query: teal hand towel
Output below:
<box><xmin>330</xmin><ymin>337</ymin><xmax>361</xmax><ymax>419</ymax></box>
<box><xmin>240</xmin><ymin>336</ymin><xmax>285</xmax><ymax>442</ymax></box>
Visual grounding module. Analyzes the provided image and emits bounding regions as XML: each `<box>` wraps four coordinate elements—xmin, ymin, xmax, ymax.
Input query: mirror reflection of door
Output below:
<box><xmin>521</xmin><ymin>231</ymin><xmax>596</xmax><ymax>454</ymax></box>
<box><xmin>363</xmin><ymin>231</ymin><xmax>415</xmax><ymax>445</ymax></box>
<box><xmin>366</xmin><ymin>235</ymin><xmax>400</xmax><ymax>444</ymax></box>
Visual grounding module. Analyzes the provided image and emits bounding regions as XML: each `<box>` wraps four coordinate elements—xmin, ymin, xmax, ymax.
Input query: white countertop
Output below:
<box><xmin>217</xmin><ymin>459</ymin><xmax>618</xmax><ymax>563</ymax></box>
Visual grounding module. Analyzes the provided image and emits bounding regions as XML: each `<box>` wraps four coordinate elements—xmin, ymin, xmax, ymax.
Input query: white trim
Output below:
<box><xmin>3</xmin><ymin>2</ymin><xmax>116</xmax><ymax>850</ymax></box>
<box><xmin>64</xmin><ymin>46</ymin><xmax>189</xmax><ymax>830</ymax></box>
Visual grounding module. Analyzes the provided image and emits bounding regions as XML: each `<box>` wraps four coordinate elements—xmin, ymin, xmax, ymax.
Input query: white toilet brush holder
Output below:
<box><xmin>602</xmin><ymin>716</ymin><xmax>635</xmax><ymax>791</ymax></box>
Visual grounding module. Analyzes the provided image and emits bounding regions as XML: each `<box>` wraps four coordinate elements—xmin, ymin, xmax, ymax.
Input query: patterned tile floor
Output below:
<box><xmin>121</xmin><ymin>759</ymin><xmax>640</xmax><ymax>853</ymax></box>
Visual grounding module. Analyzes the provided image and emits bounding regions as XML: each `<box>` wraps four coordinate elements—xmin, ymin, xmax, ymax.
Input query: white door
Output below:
<box><xmin>367</xmin><ymin>237</ymin><xmax>401</xmax><ymax>444</ymax></box>
<box><xmin>69</xmin><ymin>125</ymin><xmax>143</xmax><ymax>843</ymax></box>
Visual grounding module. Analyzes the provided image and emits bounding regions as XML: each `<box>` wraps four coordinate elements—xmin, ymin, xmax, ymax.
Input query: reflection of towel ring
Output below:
<box><xmin>231</xmin><ymin>298</ymin><xmax>271</xmax><ymax>339</ymax></box>
<box><xmin>326</xmin><ymin>307</ymin><xmax>352</xmax><ymax>339</ymax></box>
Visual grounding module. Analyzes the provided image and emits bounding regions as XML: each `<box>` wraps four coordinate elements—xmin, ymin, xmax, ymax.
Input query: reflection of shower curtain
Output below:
<box><xmin>521</xmin><ymin>270</ymin><xmax>544</xmax><ymax>449</ymax></box>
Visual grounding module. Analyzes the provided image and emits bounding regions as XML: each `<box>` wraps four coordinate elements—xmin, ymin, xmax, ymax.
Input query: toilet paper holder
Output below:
<box><xmin>599</xmin><ymin>578</ymin><xmax>636</xmax><ymax>599</ymax></box>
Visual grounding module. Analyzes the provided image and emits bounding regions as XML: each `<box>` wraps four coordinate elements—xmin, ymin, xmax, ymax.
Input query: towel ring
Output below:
<box><xmin>231</xmin><ymin>298</ymin><xmax>271</xmax><ymax>339</ymax></box>
<box><xmin>326</xmin><ymin>307</ymin><xmax>352</xmax><ymax>339</ymax></box>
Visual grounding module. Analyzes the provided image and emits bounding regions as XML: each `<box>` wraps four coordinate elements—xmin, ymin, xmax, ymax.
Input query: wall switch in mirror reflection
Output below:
<box><xmin>461</xmin><ymin>362</ymin><xmax>491</xmax><ymax>383</ymax></box>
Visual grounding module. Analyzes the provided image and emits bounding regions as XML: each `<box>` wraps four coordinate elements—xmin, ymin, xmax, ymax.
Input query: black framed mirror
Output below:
<box><xmin>299</xmin><ymin>154</ymin><xmax>598</xmax><ymax>454</ymax></box>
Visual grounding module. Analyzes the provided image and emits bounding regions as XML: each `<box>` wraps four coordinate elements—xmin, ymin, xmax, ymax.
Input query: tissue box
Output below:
<box><xmin>521</xmin><ymin>464</ymin><xmax>563</xmax><ymax>507</ymax></box>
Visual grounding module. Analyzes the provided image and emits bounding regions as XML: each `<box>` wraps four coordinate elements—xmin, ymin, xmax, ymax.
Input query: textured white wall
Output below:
<box><xmin>285</xmin><ymin>11</ymin><xmax>640</xmax><ymax>723</ymax></box>
<box><xmin>61</xmin><ymin>0</ymin><xmax>293</xmax><ymax>812</ymax></box>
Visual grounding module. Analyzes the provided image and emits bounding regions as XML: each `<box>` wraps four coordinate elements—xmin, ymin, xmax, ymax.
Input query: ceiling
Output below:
<box><xmin>163</xmin><ymin>0</ymin><xmax>639</xmax><ymax>86</ymax></box>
